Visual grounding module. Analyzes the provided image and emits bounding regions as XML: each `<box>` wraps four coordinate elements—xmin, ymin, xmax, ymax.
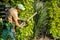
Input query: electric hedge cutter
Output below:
<box><xmin>19</xmin><ymin>12</ymin><xmax>37</xmax><ymax>28</ymax></box>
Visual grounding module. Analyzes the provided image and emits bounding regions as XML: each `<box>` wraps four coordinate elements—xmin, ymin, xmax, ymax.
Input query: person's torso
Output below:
<box><xmin>5</xmin><ymin>8</ymin><xmax>18</xmax><ymax>23</ymax></box>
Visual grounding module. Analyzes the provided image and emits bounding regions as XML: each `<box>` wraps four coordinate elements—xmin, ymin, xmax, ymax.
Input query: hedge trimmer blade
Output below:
<box><xmin>27</xmin><ymin>12</ymin><xmax>37</xmax><ymax>21</ymax></box>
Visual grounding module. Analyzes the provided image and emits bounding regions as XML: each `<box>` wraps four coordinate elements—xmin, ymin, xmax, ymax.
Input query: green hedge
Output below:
<box><xmin>1</xmin><ymin>0</ymin><xmax>60</xmax><ymax>40</ymax></box>
<box><xmin>48</xmin><ymin>0</ymin><xmax>60</xmax><ymax>39</ymax></box>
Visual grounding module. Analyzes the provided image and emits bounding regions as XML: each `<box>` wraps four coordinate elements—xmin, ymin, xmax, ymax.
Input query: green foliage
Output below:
<box><xmin>1</xmin><ymin>0</ymin><xmax>60</xmax><ymax>39</ymax></box>
<box><xmin>48</xmin><ymin>0</ymin><xmax>60</xmax><ymax>39</ymax></box>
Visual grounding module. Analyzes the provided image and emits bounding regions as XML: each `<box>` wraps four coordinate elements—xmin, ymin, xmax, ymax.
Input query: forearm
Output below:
<box><xmin>14</xmin><ymin>18</ymin><xmax>20</xmax><ymax>27</ymax></box>
<box><xmin>15</xmin><ymin>22</ymin><xmax>25</xmax><ymax>28</ymax></box>
<box><xmin>14</xmin><ymin>18</ymin><xmax>27</xmax><ymax>28</ymax></box>
<box><xmin>18</xmin><ymin>18</ymin><xmax>25</xmax><ymax>21</ymax></box>
<box><xmin>15</xmin><ymin>19</ymin><xmax>24</xmax><ymax>28</ymax></box>
<box><xmin>15</xmin><ymin>22</ymin><xmax>20</xmax><ymax>27</ymax></box>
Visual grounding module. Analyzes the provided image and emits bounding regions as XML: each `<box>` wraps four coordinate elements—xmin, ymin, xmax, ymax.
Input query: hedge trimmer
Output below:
<box><xmin>19</xmin><ymin>12</ymin><xmax>37</xmax><ymax>28</ymax></box>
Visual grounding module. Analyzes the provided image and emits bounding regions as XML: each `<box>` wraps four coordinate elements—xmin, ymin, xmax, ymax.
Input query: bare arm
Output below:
<box><xmin>14</xmin><ymin>18</ymin><xmax>20</xmax><ymax>27</ymax></box>
<box><xmin>9</xmin><ymin>8</ymin><xmax>21</xmax><ymax>27</ymax></box>
<box><xmin>10</xmin><ymin>8</ymin><xmax>27</xmax><ymax>28</ymax></box>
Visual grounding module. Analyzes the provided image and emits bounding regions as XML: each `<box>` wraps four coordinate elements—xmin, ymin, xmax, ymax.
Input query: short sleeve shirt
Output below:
<box><xmin>5</xmin><ymin>8</ymin><xmax>19</xmax><ymax>23</ymax></box>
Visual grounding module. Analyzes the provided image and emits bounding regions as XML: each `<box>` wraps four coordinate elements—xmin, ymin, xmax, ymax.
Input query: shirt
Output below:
<box><xmin>5</xmin><ymin>8</ymin><xmax>19</xmax><ymax>23</ymax></box>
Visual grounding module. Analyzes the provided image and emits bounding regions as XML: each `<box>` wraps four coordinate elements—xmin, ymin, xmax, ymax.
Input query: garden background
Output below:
<box><xmin>0</xmin><ymin>0</ymin><xmax>60</xmax><ymax>40</ymax></box>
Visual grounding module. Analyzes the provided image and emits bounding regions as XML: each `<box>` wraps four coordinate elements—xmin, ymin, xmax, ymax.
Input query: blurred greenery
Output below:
<box><xmin>33</xmin><ymin>0</ymin><xmax>48</xmax><ymax>39</ymax></box>
<box><xmin>48</xmin><ymin>0</ymin><xmax>60</xmax><ymax>39</ymax></box>
<box><xmin>0</xmin><ymin>0</ymin><xmax>60</xmax><ymax>40</ymax></box>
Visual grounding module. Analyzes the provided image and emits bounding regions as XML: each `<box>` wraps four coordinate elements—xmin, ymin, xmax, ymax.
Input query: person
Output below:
<box><xmin>1</xmin><ymin>4</ymin><xmax>27</xmax><ymax>40</ymax></box>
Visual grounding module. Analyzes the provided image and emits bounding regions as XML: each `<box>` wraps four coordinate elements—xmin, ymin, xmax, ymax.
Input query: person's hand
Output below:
<box><xmin>22</xmin><ymin>21</ymin><xmax>27</xmax><ymax>27</ymax></box>
<box><xmin>18</xmin><ymin>21</ymin><xmax>27</xmax><ymax>29</ymax></box>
